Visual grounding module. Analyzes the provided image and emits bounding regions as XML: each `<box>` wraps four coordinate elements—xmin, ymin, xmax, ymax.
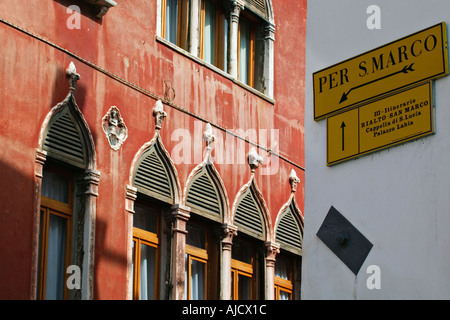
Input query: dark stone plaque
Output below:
<box><xmin>316</xmin><ymin>206</ymin><xmax>373</xmax><ymax>275</ymax></box>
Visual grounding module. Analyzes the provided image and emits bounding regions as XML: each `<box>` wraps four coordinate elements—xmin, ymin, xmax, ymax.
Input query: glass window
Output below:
<box><xmin>161</xmin><ymin>0</ymin><xmax>269</xmax><ymax>93</ymax></box>
<box><xmin>221</xmin><ymin>14</ymin><xmax>228</xmax><ymax>72</ymax></box>
<box><xmin>279</xmin><ymin>290</ymin><xmax>291</xmax><ymax>300</ymax></box>
<box><xmin>134</xmin><ymin>203</ymin><xmax>157</xmax><ymax>234</ymax></box>
<box><xmin>274</xmin><ymin>254</ymin><xmax>294</xmax><ymax>300</ymax></box>
<box><xmin>132</xmin><ymin>201</ymin><xmax>159</xmax><ymax>300</ymax></box>
<box><xmin>231</xmin><ymin>265</ymin><xmax>253</xmax><ymax>300</ymax></box>
<box><xmin>231</xmin><ymin>237</ymin><xmax>252</xmax><ymax>264</ymax></box>
<box><xmin>275</xmin><ymin>255</ymin><xmax>290</xmax><ymax>280</ymax></box>
<box><xmin>41</xmin><ymin>170</ymin><xmax>69</xmax><ymax>203</ymax></box>
<box><xmin>203</xmin><ymin>0</ymin><xmax>216</xmax><ymax>64</ymax></box>
<box><xmin>231</xmin><ymin>237</ymin><xmax>256</xmax><ymax>300</ymax></box>
<box><xmin>201</xmin><ymin>0</ymin><xmax>228</xmax><ymax>70</ymax></box>
<box><xmin>165</xmin><ymin>0</ymin><xmax>179</xmax><ymax>44</ymax></box>
<box><xmin>45</xmin><ymin>213</ymin><xmax>68</xmax><ymax>300</ymax></box>
<box><xmin>237</xmin><ymin>273</ymin><xmax>251</xmax><ymax>299</ymax></box>
<box><xmin>185</xmin><ymin>255</ymin><xmax>206</xmax><ymax>299</ymax></box>
<box><xmin>238</xmin><ymin>13</ymin><xmax>260</xmax><ymax>88</ymax></box>
<box><xmin>38</xmin><ymin>168</ymin><xmax>72</xmax><ymax>300</ymax></box>
<box><xmin>185</xmin><ymin>221</ymin><xmax>208</xmax><ymax>300</ymax></box>
<box><xmin>163</xmin><ymin>0</ymin><xmax>190</xmax><ymax>50</ymax></box>
<box><xmin>239</xmin><ymin>18</ymin><xmax>251</xmax><ymax>85</ymax></box>
<box><xmin>138</xmin><ymin>243</ymin><xmax>157</xmax><ymax>300</ymax></box>
<box><xmin>186</xmin><ymin>223</ymin><xmax>206</xmax><ymax>249</ymax></box>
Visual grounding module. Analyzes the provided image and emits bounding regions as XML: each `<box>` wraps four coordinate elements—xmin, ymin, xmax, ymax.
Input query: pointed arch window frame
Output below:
<box><xmin>274</xmin><ymin>199</ymin><xmax>303</xmax><ymax>256</ymax></box>
<box><xmin>230</xmin><ymin>172</ymin><xmax>272</xmax><ymax>300</ymax></box>
<box><xmin>126</xmin><ymin>100</ymin><xmax>183</xmax><ymax>300</ymax></box>
<box><xmin>184</xmin><ymin>163</ymin><xmax>229</xmax><ymax>223</ymax></box>
<box><xmin>132</xmin><ymin>137</ymin><xmax>179</xmax><ymax>205</ymax></box>
<box><xmin>232</xmin><ymin>177</ymin><xmax>272</xmax><ymax>242</ymax></box>
<box><xmin>33</xmin><ymin>62</ymin><xmax>99</xmax><ymax>300</ymax></box>
<box><xmin>41</xmin><ymin>96</ymin><xmax>89</xmax><ymax>169</ymax></box>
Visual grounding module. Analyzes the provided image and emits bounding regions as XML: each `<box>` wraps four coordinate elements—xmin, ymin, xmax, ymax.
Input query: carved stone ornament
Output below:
<box><xmin>265</xmin><ymin>241</ymin><xmax>280</xmax><ymax>262</ymax></box>
<box><xmin>102</xmin><ymin>106</ymin><xmax>128</xmax><ymax>150</ymax></box>
<box><xmin>222</xmin><ymin>223</ymin><xmax>238</xmax><ymax>241</ymax></box>
<box><xmin>230</xmin><ymin>0</ymin><xmax>244</xmax><ymax>22</ymax></box>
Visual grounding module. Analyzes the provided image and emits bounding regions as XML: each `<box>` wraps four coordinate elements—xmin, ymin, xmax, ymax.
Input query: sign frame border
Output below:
<box><xmin>326</xmin><ymin>81</ymin><xmax>435</xmax><ymax>166</ymax></box>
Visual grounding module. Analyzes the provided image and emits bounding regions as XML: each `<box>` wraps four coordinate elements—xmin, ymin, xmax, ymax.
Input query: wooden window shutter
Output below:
<box><xmin>186</xmin><ymin>165</ymin><xmax>223</xmax><ymax>220</ymax></box>
<box><xmin>276</xmin><ymin>202</ymin><xmax>303</xmax><ymax>255</ymax></box>
<box><xmin>133</xmin><ymin>143</ymin><xmax>174</xmax><ymax>203</ymax></box>
<box><xmin>234</xmin><ymin>185</ymin><xmax>265</xmax><ymax>240</ymax></box>
<box><xmin>242</xmin><ymin>0</ymin><xmax>269</xmax><ymax>20</ymax></box>
<box><xmin>43</xmin><ymin>108</ymin><xmax>87</xmax><ymax>169</ymax></box>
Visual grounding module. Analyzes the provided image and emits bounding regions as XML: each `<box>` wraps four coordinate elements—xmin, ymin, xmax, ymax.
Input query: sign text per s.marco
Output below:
<box><xmin>313</xmin><ymin>22</ymin><xmax>448</xmax><ymax>121</ymax></box>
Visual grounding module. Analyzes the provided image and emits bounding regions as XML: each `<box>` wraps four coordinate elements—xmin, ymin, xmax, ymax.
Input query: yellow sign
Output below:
<box><xmin>314</xmin><ymin>22</ymin><xmax>447</xmax><ymax>121</ymax></box>
<box><xmin>327</xmin><ymin>82</ymin><xmax>433</xmax><ymax>166</ymax></box>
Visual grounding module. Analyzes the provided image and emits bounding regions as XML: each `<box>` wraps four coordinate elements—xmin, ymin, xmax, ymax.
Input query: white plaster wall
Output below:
<box><xmin>303</xmin><ymin>0</ymin><xmax>450</xmax><ymax>299</ymax></box>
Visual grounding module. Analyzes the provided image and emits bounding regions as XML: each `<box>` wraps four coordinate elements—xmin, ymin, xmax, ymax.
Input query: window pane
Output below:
<box><xmin>239</xmin><ymin>19</ymin><xmax>250</xmax><ymax>85</ymax></box>
<box><xmin>166</xmin><ymin>0</ymin><xmax>178</xmax><ymax>44</ymax></box>
<box><xmin>133</xmin><ymin>203</ymin><xmax>157</xmax><ymax>233</ymax></box>
<box><xmin>186</xmin><ymin>223</ymin><xmax>205</xmax><ymax>249</ymax></box>
<box><xmin>139</xmin><ymin>244</ymin><xmax>156</xmax><ymax>300</ymax></box>
<box><xmin>280</xmin><ymin>289</ymin><xmax>291</xmax><ymax>300</ymax></box>
<box><xmin>223</xmin><ymin>17</ymin><xmax>228</xmax><ymax>71</ymax></box>
<box><xmin>41</xmin><ymin>171</ymin><xmax>69</xmax><ymax>203</ymax></box>
<box><xmin>131</xmin><ymin>240</ymin><xmax>135</xmax><ymax>294</ymax></box>
<box><xmin>203</xmin><ymin>0</ymin><xmax>216</xmax><ymax>64</ymax></box>
<box><xmin>275</xmin><ymin>257</ymin><xmax>290</xmax><ymax>280</ymax></box>
<box><xmin>238</xmin><ymin>274</ymin><xmax>251</xmax><ymax>300</ymax></box>
<box><xmin>232</xmin><ymin>238</ymin><xmax>252</xmax><ymax>263</ymax></box>
<box><xmin>185</xmin><ymin>254</ymin><xmax>188</xmax><ymax>296</ymax></box>
<box><xmin>231</xmin><ymin>270</ymin><xmax>235</xmax><ymax>298</ymax></box>
<box><xmin>45</xmin><ymin>214</ymin><xmax>67</xmax><ymax>300</ymax></box>
<box><xmin>37</xmin><ymin>210</ymin><xmax>44</xmax><ymax>297</ymax></box>
<box><xmin>190</xmin><ymin>259</ymin><xmax>205</xmax><ymax>300</ymax></box>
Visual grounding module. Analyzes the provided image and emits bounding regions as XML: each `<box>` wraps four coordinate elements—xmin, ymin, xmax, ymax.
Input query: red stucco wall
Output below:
<box><xmin>0</xmin><ymin>0</ymin><xmax>306</xmax><ymax>299</ymax></box>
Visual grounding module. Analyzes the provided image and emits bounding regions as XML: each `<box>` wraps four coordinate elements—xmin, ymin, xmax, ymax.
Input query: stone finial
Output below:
<box><xmin>289</xmin><ymin>169</ymin><xmax>301</xmax><ymax>193</ymax></box>
<box><xmin>66</xmin><ymin>62</ymin><xmax>80</xmax><ymax>91</ymax></box>
<box><xmin>203</xmin><ymin>123</ymin><xmax>215</xmax><ymax>146</ymax></box>
<box><xmin>153</xmin><ymin>100</ymin><xmax>167</xmax><ymax>130</ymax></box>
<box><xmin>203</xmin><ymin>123</ymin><xmax>215</xmax><ymax>162</ymax></box>
<box><xmin>248</xmin><ymin>147</ymin><xmax>264</xmax><ymax>171</ymax></box>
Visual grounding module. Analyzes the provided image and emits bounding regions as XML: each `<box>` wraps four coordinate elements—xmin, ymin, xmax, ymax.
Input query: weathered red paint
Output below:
<box><xmin>0</xmin><ymin>0</ymin><xmax>306</xmax><ymax>299</ymax></box>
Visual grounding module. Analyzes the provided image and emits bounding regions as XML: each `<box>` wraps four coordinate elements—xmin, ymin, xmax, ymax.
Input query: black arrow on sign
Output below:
<box><xmin>341</xmin><ymin>121</ymin><xmax>346</xmax><ymax>151</ymax></box>
<box><xmin>339</xmin><ymin>63</ymin><xmax>415</xmax><ymax>103</ymax></box>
